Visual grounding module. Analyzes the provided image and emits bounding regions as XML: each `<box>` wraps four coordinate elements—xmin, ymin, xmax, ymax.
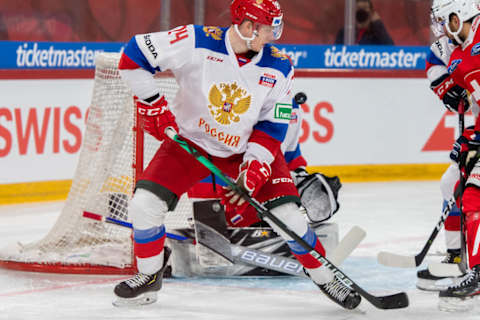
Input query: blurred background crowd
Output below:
<box><xmin>0</xmin><ymin>0</ymin><xmax>431</xmax><ymax>46</ymax></box>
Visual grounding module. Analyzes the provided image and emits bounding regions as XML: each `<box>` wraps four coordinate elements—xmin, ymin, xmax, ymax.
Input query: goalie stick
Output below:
<box><xmin>377</xmin><ymin>198</ymin><xmax>455</xmax><ymax>268</ymax></box>
<box><xmin>166</xmin><ymin>128</ymin><xmax>409</xmax><ymax>310</ymax></box>
<box><xmin>83</xmin><ymin>207</ymin><xmax>366</xmax><ymax>277</ymax></box>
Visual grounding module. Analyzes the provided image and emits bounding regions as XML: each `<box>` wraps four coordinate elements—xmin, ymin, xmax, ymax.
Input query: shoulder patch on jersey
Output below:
<box><xmin>256</xmin><ymin>44</ymin><xmax>293</xmax><ymax>78</ymax></box>
<box><xmin>194</xmin><ymin>25</ymin><xmax>228</xmax><ymax>55</ymax></box>
<box><xmin>448</xmin><ymin>59</ymin><xmax>462</xmax><ymax>74</ymax></box>
<box><xmin>472</xmin><ymin>43</ymin><xmax>480</xmax><ymax>56</ymax></box>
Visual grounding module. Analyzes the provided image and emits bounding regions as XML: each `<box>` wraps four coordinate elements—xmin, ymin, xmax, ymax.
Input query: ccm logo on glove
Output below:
<box><xmin>137</xmin><ymin>105</ymin><xmax>169</xmax><ymax>116</ymax></box>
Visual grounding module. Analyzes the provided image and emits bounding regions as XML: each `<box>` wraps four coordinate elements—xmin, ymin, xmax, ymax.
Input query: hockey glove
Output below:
<box><xmin>136</xmin><ymin>95</ymin><xmax>178</xmax><ymax>141</ymax></box>
<box><xmin>293</xmin><ymin>168</ymin><xmax>341</xmax><ymax>224</ymax></box>
<box><xmin>459</xmin><ymin>131</ymin><xmax>480</xmax><ymax>176</ymax></box>
<box><xmin>220</xmin><ymin>160</ymin><xmax>271</xmax><ymax>213</ymax></box>
<box><xmin>431</xmin><ymin>73</ymin><xmax>470</xmax><ymax>113</ymax></box>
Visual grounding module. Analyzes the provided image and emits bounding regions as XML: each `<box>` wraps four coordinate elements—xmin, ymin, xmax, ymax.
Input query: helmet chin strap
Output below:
<box><xmin>446</xmin><ymin>19</ymin><xmax>465</xmax><ymax>44</ymax></box>
<box><xmin>234</xmin><ymin>24</ymin><xmax>258</xmax><ymax>50</ymax></box>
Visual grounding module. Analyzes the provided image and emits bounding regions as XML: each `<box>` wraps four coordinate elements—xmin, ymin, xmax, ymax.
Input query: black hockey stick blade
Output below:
<box><xmin>365</xmin><ymin>292</ymin><xmax>409</xmax><ymax>309</ymax></box>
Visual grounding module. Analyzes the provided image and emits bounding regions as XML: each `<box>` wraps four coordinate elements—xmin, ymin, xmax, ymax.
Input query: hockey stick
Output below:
<box><xmin>166</xmin><ymin>128</ymin><xmax>408</xmax><ymax>310</ymax></box>
<box><xmin>377</xmin><ymin>198</ymin><xmax>455</xmax><ymax>268</ymax></box>
<box><xmin>457</xmin><ymin>101</ymin><xmax>468</xmax><ymax>275</ymax></box>
<box><xmin>82</xmin><ymin>211</ymin><xmax>190</xmax><ymax>241</ymax></box>
<box><xmin>83</xmin><ymin>208</ymin><xmax>365</xmax><ymax>278</ymax></box>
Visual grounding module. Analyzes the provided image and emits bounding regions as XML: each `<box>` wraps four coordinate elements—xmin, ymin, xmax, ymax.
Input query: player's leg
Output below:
<box><xmin>234</xmin><ymin>154</ymin><xmax>360</xmax><ymax>310</ymax></box>
<box><xmin>439</xmin><ymin>185</ymin><xmax>480</xmax><ymax>307</ymax></box>
<box><xmin>113</xmin><ymin>138</ymin><xmax>210</xmax><ymax>306</ymax></box>
<box><xmin>417</xmin><ymin>164</ymin><xmax>462</xmax><ymax>291</ymax></box>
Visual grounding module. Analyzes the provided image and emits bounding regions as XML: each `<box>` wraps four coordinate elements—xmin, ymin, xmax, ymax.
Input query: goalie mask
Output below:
<box><xmin>294</xmin><ymin>171</ymin><xmax>341</xmax><ymax>224</ymax></box>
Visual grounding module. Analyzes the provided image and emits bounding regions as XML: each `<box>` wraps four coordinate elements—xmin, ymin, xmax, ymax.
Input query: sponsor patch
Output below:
<box><xmin>259</xmin><ymin>73</ymin><xmax>277</xmax><ymax>88</ymax></box>
<box><xmin>274</xmin><ymin>103</ymin><xmax>292</xmax><ymax>121</ymax></box>
<box><xmin>448</xmin><ymin>59</ymin><xmax>462</xmax><ymax>74</ymax></box>
<box><xmin>472</xmin><ymin>43</ymin><xmax>480</xmax><ymax>56</ymax></box>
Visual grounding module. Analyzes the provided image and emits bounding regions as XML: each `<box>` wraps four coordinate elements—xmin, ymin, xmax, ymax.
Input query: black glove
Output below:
<box><xmin>442</xmin><ymin>85</ymin><xmax>470</xmax><ymax>112</ymax></box>
<box><xmin>460</xmin><ymin>131</ymin><xmax>480</xmax><ymax>176</ymax></box>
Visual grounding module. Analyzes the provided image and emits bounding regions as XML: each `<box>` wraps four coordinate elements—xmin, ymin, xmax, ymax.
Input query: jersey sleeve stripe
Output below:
<box><xmin>284</xmin><ymin>144</ymin><xmax>302</xmax><ymax>163</ymax></box>
<box><xmin>426</xmin><ymin>50</ymin><xmax>445</xmax><ymax>67</ymax></box>
<box><xmin>253</xmin><ymin>120</ymin><xmax>288</xmax><ymax>143</ymax></box>
<box><xmin>122</xmin><ymin>36</ymin><xmax>160</xmax><ymax>74</ymax></box>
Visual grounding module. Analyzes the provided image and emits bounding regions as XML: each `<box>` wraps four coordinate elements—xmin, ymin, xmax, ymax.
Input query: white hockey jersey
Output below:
<box><xmin>119</xmin><ymin>24</ymin><xmax>294</xmax><ymax>163</ymax></box>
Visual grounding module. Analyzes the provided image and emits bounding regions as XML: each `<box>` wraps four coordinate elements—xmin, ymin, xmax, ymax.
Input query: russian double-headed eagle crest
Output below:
<box><xmin>203</xmin><ymin>26</ymin><xmax>223</xmax><ymax>40</ymax></box>
<box><xmin>208</xmin><ymin>82</ymin><xmax>251</xmax><ymax>125</ymax></box>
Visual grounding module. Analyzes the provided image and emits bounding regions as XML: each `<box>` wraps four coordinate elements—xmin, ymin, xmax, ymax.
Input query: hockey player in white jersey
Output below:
<box><xmin>113</xmin><ymin>0</ymin><xmax>360</xmax><ymax>310</ymax></box>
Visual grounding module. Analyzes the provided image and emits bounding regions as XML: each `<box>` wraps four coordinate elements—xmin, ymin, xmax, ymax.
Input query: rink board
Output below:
<box><xmin>0</xmin><ymin>69</ymin><xmax>463</xmax><ymax>203</ymax></box>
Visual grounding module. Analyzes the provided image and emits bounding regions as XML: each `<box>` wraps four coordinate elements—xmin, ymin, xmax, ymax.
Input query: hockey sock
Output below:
<box><xmin>129</xmin><ymin>188</ymin><xmax>169</xmax><ymax>274</ymax></box>
<box><xmin>134</xmin><ymin>225</ymin><xmax>167</xmax><ymax>274</ymax></box>
<box><xmin>444</xmin><ymin>200</ymin><xmax>461</xmax><ymax>250</ymax></box>
<box><xmin>287</xmin><ymin>227</ymin><xmax>326</xmax><ymax>268</ymax></box>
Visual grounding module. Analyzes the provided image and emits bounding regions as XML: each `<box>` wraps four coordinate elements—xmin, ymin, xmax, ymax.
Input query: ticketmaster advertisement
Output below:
<box><xmin>0</xmin><ymin>41</ymin><xmax>427</xmax><ymax>70</ymax></box>
<box><xmin>0</xmin><ymin>41</ymin><xmax>449</xmax><ymax>191</ymax></box>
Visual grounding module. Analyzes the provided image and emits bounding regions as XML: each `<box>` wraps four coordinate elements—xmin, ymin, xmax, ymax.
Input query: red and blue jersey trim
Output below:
<box><xmin>120</xmin><ymin>36</ymin><xmax>161</xmax><ymax>74</ymax></box>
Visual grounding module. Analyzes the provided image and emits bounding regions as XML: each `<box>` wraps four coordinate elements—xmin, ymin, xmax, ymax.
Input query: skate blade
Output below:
<box><xmin>112</xmin><ymin>292</ymin><xmax>158</xmax><ymax>307</ymax></box>
<box><xmin>438</xmin><ymin>296</ymin><xmax>474</xmax><ymax>312</ymax></box>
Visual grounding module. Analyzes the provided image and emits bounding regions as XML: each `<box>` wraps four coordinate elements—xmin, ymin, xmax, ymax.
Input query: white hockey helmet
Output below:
<box><xmin>431</xmin><ymin>0</ymin><xmax>480</xmax><ymax>43</ymax></box>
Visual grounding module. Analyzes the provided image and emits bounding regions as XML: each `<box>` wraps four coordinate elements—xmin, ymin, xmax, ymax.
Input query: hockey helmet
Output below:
<box><xmin>431</xmin><ymin>0</ymin><xmax>480</xmax><ymax>42</ymax></box>
<box><xmin>230</xmin><ymin>0</ymin><xmax>283</xmax><ymax>40</ymax></box>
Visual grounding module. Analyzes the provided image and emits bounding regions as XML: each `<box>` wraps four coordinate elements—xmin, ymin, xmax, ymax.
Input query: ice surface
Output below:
<box><xmin>0</xmin><ymin>182</ymin><xmax>479</xmax><ymax>319</ymax></box>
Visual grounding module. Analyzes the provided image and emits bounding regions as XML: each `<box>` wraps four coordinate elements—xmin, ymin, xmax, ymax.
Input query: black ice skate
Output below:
<box><xmin>438</xmin><ymin>265</ymin><xmax>480</xmax><ymax>312</ymax></box>
<box><xmin>416</xmin><ymin>249</ymin><xmax>461</xmax><ymax>291</ymax></box>
<box><xmin>309</xmin><ymin>271</ymin><xmax>361</xmax><ymax>310</ymax></box>
<box><xmin>113</xmin><ymin>247</ymin><xmax>172</xmax><ymax>307</ymax></box>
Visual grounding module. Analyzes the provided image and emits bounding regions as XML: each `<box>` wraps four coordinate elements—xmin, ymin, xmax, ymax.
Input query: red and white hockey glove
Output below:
<box><xmin>136</xmin><ymin>95</ymin><xmax>178</xmax><ymax>141</ymax></box>
<box><xmin>220</xmin><ymin>160</ymin><xmax>271</xmax><ymax>213</ymax></box>
<box><xmin>431</xmin><ymin>73</ymin><xmax>470</xmax><ymax>112</ymax></box>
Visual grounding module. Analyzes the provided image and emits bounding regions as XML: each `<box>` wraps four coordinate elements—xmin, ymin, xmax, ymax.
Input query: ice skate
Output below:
<box><xmin>438</xmin><ymin>265</ymin><xmax>480</xmax><ymax>312</ymax></box>
<box><xmin>417</xmin><ymin>249</ymin><xmax>461</xmax><ymax>291</ymax></box>
<box><xmin>309</xmin><ymin>270</ymin><xmax>361</xmax><ymax>310</ymax></box>
<box><xmin>113</xmin><ymin>247</ymin><xmax>172</xmax><ymax>307</ymax></box>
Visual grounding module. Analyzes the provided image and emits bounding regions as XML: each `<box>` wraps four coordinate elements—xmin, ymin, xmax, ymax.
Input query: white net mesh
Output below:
<box><xmin>0</xmin><ymin>52</ymin><xmax>193</xmax><ymax>273</ymax></box>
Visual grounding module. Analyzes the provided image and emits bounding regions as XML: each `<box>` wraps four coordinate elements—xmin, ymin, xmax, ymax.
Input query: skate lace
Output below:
<box><xmin>125</xmin><ymin>273</ymin><xmax>152</xmax><ymax>288</ymax></box>
<box><xmin>322</xmin><ymin>277</ymin><xmax>351</xmax><ymax>302</ymax></box>
<box><xmin>453</xmin><ymin>269</ymin><xmax>476</xmax><ymax>289</ymax></box>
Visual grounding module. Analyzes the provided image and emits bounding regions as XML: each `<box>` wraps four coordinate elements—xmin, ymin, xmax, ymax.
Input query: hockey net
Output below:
<box><xmin>0</xmin><ymin>52</ymin><xmax>192</xmax><ymax>274</ymax></box>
